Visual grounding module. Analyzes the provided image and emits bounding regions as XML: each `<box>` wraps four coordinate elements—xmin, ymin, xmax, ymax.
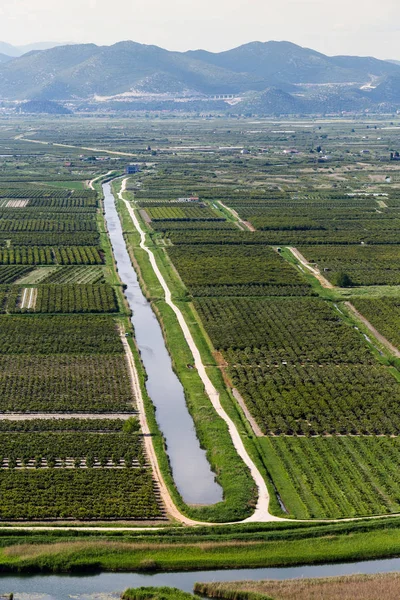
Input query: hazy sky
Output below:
<box><xmin>1</xmin><ymin>0</ymin><xmax>399</xmax><ymax>59</ymax></box>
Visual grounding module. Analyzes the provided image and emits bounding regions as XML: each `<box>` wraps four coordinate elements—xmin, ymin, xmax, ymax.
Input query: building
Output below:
<box><xmin>125</xmin><ymin>164</ymin><xmax>140</xmax><ymax>174</ymax></box>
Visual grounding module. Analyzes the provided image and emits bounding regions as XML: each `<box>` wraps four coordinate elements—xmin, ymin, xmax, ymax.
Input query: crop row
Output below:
<box><xmin>1</xmin><ymin>232</ymin><xmax>100</xmax><ymax>246</ymax></box>
<box><xmin>152</xmin><ymin>221</ymin><xmax>238</xmax><ymax>231</ymax></box>
<box><xmin>33</xmin><ymin>284</ymin><xmax>118</xmax><ymax>313</ymax></box>
<box><xmin>28</xmin><ymin>197</ymin><xmax>98</xmax><ymax>208</ymax></box>
<box><xmin>0</xmin><ymin>354</ymin><xmax>134</xmax><ymax>412</ymax></box>
<box><xmin>0</xmin><ymin>218</ymin><xmax>97</xmax><ymax>232</ymax></box>
<box><xmin>0</xmin><ymin>418</ymin><xmax>135</xmax><ymax>432</ymax></box>
<box><xmin>0</xmin><ymin>209</ymin><xmax>97</xmax><ymax>220</ymax></box>
<box><xmin>0</xmin><ymin>188</ymin><xmax>71</xmax><ymax>198</ymax></box>
<box><xmin>190</xmin><ymin>283</ymin><xmax>314</xmax><ymax>297</ymax></box>
<box><xmin>146</xmin><ymin>205</ymin><xmax>223</xmax><ymax>221</ymax></box>
<box><xmin>166</xmin><ymin>229</ymin><xmax>400</xmax><ymax>245</ymax></box>
<box><xmin>0</xmin><ymin>315</ymin><xmax>123</xmax><ymax>354</ymax></box>
<box><xmin>0</xmin><ymin>246</ymin><xmax>103</xmax><ymax>265</ymax></box>
<box><xmin>0</xmin><ymin>432</ymin><xmax>145</xmax><ymax>465</ymax></box>
<box><xmin>266</xmin><ymin>436</ymin><xmax>400</xmax><ymax>518</ymax></box>
<box><xmin>195</xmin><ymin>297</ymin><xmax>371</xmax><ymax>362</ymax></box>
<box><xmin>230</xmin><ymin>362</ymin><xmax>400</xmax><ymax>435</ymax></box>
<box><xmin>0</xmin><ymin>469</ymin><xmax>162</xmax><ymax>519</ymax></box>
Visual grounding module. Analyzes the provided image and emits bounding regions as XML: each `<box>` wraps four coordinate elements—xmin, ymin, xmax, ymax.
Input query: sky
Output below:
<box><xmin>0</xmin><ymin>0</ymin><xmax>399</xmax><ymax>59</ymax></box>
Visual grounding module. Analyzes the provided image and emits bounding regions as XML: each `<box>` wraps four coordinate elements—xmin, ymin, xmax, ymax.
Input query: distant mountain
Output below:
<box><xmin>233</xmin><ymin>88</ymin><xmax>302</xmax><ymax>115</ymax></box>
<box><xmin>368</xmin><ymin>76</ymin><xmax>400</xmax><ymax>103</ymax></box>
<box><xmin>229</xmin><ymin>85</ymin><xmax>374</xmax><ymax>116</ymax></box>
<box><xmin>0</xmin><ymin>41</ymin><xmax>67</xmax><ymax>57</ymax></box>
<box><xmin>386</xmin><ymin>60</ymin><xmax>400</xmax><ymax>66</ymax></box>
<box><xmin>0</xmin><ymin>41</ymin><xmax>262</xmax><ymax>100</ymax></box>
<box><xmin>19</xmin><ymin>99</ymin><xmax>72</xmax><ymax>115</ymax></box>
<box><xmin>0</xmin><ymin>40</ymin><xmax>400</xmax><ymax>114</ymax></box>
<box><xmin>187</xmin><ymin>41</ymin><xmax>400</xmax><ymax>85</ymax></box>
<box><xmin>0</xmin><ymin>53</ymin><xmax>12</xmax><ymax>64</ymax></box>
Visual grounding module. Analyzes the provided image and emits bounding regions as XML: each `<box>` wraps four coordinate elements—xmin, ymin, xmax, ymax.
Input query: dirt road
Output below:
<box><xmin>218</xmin><ymin>201</ymin><xmax>255</xmax><ymax>231</ymax></box>
<box><xmin>232</xmin><ymin>389</ymin><xmax>264</xmax><ymax>437</ymax></box>
<box><xmin>345</xmin><ymin>302</ymin><xmax>400</xmax><ymax>358</ymax></box>
<box><xmin>89</xmin><ymin>171</ymin><xmax>114</xmax><ymax>190</ymax></box>
<box><xmin>18</xmin><ymin>135</ymin><xmax>137</xmax><ymax>158</ymax></box>
<box><xmin>288</xmin><ymin>247</ymin><xmax>334</xmax><ymax>289</ymax></box>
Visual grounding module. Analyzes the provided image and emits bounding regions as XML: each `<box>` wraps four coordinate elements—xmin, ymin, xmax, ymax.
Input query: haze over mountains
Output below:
<box><xmin>1</xmin><ymin>40</ymin><xmax>400</xmax><ymax>114</ymax></box>
<box><xmin>0</xmin><ymin>41</ymin><xmax>66</xmax><ymax>58</ymax></box>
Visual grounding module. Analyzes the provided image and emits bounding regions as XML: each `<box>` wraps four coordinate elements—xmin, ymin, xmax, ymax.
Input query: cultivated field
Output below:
<box><xmin>0</xmin><ymin>138</ymin><xmax>165</xmax><ymax>522</ymax></box>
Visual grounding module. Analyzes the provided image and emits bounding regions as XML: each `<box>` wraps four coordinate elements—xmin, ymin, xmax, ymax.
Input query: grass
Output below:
<box><xmin>195</xmin><ymin>573</ymin><xmax>400</xmax><ymax>600</ymax></box>
<box><xmin>335</xmin><ymin>285</ymin><xmax>400</xmax><ymax>299</ymax></box>
<box><xmin>4</xmin><ymin>518</ymin><xmax>400</xmax><ymax>572</ymax></box>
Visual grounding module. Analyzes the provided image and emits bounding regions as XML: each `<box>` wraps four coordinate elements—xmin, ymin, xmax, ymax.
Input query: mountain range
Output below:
<box><xmin>0</xmin><ymin>41</ymin><xmax>66</xmax><ymax>58</ymax></box>
<box><xmin>0</xmin><ymin>40</ymin><xmax>400</xmax><ymax>114</ymax></box>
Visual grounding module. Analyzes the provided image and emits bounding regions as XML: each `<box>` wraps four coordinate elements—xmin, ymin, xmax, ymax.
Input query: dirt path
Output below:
<box><xmin>288</xmin><ymin>247</ymin><xmax>334</xmax><ymax>289</ymax></box>
<box><xmin>20</xmin><ymin>288</ymin><xmax>29</xmax><ymax>309</ymax></box>
<box><xmin>89</xmin><ymin>171</ymin><xmax>114</xmax><ymax>190</ymax></box>
<box><xmin>118</xmin><ymin>179</ymin><xmax>277</xmax><ymax>523</ymax></box>
<box><xmin>218</xmin><ymin>201</ymin><xmax>255</xmax><ymax>231</ymax></box>
<box><xmin>232</xmin><ymin>389</ymin><xmax>264</xmax><ymax>437</ymax></box>
<box><xmin>18</xmin><ymin>135</ymin><xmax>137</xmax><ymax>158</ymax></box>
<box><xmin>28</xmin><ymin>287</ymin><xmax>37</xmax><ymax>310</ymax></box>
<box><xmin>345</xmin><ymin>302</ymin><xmax>400</xmax><ymax>358</ymax></box>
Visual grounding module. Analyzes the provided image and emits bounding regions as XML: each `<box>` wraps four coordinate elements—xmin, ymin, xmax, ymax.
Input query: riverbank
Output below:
<box><xmin>2</xmin><ymin>518</ymin><xmax>400</xmax><ymax>573</ymax></box>
<box><xmin>195</xmin><ymin>572</ymin><xmax>400</xmax><ymax>600</ymax></box>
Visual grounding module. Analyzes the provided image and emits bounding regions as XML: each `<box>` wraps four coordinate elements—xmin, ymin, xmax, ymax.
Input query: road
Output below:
<box><xmin>345</xmin><ymin>302</ymin><xmax>400</xmax><ymax>358</ymax></box>
<box><xmin>288</xmin><ymin>247</ymin><xmax>334</xmax><ymax>289</ymax></box>
<box><xmin>218</xmin><ymin>200</ymin><xmax>255</xmax><ymax>231</ymax></box>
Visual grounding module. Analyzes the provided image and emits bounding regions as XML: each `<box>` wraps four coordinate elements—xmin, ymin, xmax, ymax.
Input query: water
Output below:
<box><xmin>2</xmin><ymin>558</ymin><xmax>400</xmax><ymax>598</ymax></box>
<box><xmin>102</xmin><ymin>182</ymin><xmax>221</xmax><ymax>505</ymax></box>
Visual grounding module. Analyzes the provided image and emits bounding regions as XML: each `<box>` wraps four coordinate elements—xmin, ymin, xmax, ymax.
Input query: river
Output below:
<box><xmin>102</xmin><ymin>182</ymin><xmax>221</xmax><ymax>505</ymax></box>
<box><xmin>2</xmin><ymin>557</ymin><xmax>400</xmax><ymax>598</ymax></box>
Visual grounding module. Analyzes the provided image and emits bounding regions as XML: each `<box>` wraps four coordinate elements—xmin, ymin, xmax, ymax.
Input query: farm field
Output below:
<box><xmin>263</xmin><ymin>436</ymin><xmax>400</xmax><ymax>518</ymax></box>
<box><xmin>195</xmin><ymin>297</ymin><xmax>400</xmax><ymax>435</ymax></box>
<box><xmin>168</xmin><ymin>245</ymin><xmax>312</xmax><ymax>296</ymax></box>
<box><xmin>4</xmin><ymin>115</ymin><xmax>400</xmax><ymax>566</ymax></box>
<box><xmin>115</xmin><ymin>115</ymin><xmax>400</xmax><ymax>520</ymax></box>
<box><xmin>299</xmin><ymin>245</ymin><xmax>400</xmax><ymax>286</ymax></box>
<box><xmin>0</xmin><ymin>138</ymin><xmax>165</xmax><ymax>522</ymax></box>
<box><xmin>351</xmin><ymin>297</ymin><xmax>400</xmax><ymax>349</ymax></box>
<box><xmin>0</xmin><ymin>417</ymin><xmax>163</xmax><ymax>520</ymax></box>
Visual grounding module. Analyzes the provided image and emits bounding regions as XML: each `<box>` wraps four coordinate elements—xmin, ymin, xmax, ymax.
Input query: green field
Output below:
<box><xmin>4</xmin><ymin>116</ymin><xmax>400</xmax><ymax>566</ymax></box>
